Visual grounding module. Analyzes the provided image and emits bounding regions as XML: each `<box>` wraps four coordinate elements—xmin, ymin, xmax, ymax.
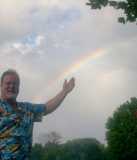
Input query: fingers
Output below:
<box><xmin>64</xmin><ymin>77</ymin><xmax>75</xmax><ymax>88</ymax></box>
<box><xmin>63</xmin><ymin>77</ymin><xmax>75</xmax><ymax>94</ymax></box>
<box><xmin>64</xmin><ymin>79</ymin><xmax>67</xmax><ymax>84</ymax></box>
<box><xmin>69</xmin><ymin>77</ymin><xmax>75</xmax><ymax>83</ymax></box>
<box><xmin>63</xmin><ymin>79</ymin><xmax>67</xmax><ymax>88</ymax></box>
<box><xmin>70</xmin><ymin>77</ymin><xmax>75</xmax><ymax>85</ymax></box>
<box><xmin>68</xmin><ymin>77</ymin><xmax>75</xmax><ymax>89</ymax></box>
<box><xmin>64</xmin><ymin>77</ymin><xmax>75</xmax><ymax>83</ymax></box>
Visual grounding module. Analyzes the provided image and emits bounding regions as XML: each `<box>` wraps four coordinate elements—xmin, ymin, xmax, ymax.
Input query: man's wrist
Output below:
<box><xmin>62</xmin><ymin>89</ymin><xmax>68</xmax><ymax>97</ymax></box>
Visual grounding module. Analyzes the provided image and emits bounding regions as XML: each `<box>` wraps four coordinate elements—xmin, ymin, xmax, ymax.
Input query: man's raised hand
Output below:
<box><xmin>63</xmin><ymin>77</ymin><xmax>75</xmax><ymax>95</ymax></box>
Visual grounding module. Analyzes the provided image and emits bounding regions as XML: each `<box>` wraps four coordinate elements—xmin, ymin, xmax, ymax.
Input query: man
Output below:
<box><xmin>0</xmin><ymin>69</ymin><xmax>75</xmax><ymax>160</ymax></box>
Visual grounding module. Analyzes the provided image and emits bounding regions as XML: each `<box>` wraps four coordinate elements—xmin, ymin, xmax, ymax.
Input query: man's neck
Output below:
<box><xmin>1</xmin><ymin>97</ymin><xmax>17</xmax><ymax>107</ymax></box>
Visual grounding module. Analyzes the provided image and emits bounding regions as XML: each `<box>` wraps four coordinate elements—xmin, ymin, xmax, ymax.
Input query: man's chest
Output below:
<box><xmin>0</xmin><ymin>104</ymin><xmax>34</xmax><ymax>138</ymax></box>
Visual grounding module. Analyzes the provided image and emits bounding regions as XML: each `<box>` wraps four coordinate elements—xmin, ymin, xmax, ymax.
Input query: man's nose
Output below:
<box><xmin>9</xmin><ymin>83</ymin><xmax>15</xmax><ymax>88</ymax></box>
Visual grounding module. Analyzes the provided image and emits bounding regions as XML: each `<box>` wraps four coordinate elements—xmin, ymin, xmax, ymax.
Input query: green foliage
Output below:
<box><xmin>86</xmin><ymin>0</ymin><xmax>137</xmax><ymax>24</ymax></box>
<box><xmin>106</xmin><ymin>97</ymin><xmax>137</xmax><ymax>160</ymax></box>
<box><xmin>31</xmin><ymin>138</ymin><xmax>105</xmax><ymax>160</ymax></box>
<box><xmin>61</xmin><ymin>138</ymin><xmax>105</xmax><ymax>160</ymax></box>
<box><xmin>30</xmin><ymin>144</ymin><xmax>46</xmax><ymax>160</ymax></box>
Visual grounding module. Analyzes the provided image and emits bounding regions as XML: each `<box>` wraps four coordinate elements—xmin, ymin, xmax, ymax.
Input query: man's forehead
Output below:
<box><xmin>3</xmin><ymin>74</ymin><xmax>19</xmax><ymax>81</ymax></box>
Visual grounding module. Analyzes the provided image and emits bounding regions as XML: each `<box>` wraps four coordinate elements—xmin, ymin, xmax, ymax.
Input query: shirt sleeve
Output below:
<box><xmin>29</xmin><ymin>103</ymin><xmax>47</xmax><ymax>122</ymax></box>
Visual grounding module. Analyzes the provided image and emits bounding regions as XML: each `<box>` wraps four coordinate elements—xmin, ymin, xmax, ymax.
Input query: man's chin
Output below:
<box><xmin>5</xmin><ymin>95</ymin><xmax>17</xmax><ymax>101</ymax></box>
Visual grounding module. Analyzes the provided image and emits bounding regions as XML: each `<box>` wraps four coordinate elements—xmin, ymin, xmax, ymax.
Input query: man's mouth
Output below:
<box><xmin>7</xmin><ymin>90</ymin><xmax>15</xmax><ymax>94</ymax></box>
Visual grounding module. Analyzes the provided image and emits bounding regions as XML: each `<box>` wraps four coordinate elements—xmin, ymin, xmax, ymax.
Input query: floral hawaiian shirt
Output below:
<box><xmin>0</xmin><ymin>100</ymin><xmax>46</xmax><ymax>160</ymax></box>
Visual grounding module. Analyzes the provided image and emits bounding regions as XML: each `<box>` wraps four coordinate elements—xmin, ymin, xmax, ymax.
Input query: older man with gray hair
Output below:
<box><xmin>0</xmin><ymin>69</ymin><xmax>75</xmax><ymax>160</ymax></box>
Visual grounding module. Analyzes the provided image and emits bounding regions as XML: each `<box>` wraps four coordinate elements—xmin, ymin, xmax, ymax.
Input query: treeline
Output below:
<box><xmin>31</xmin><ymin>97</ymin><xmax>137</xmax><ymax>160</ymax></box>
<box><xmin>31</xmin><ymin>138</ymin><xmax>105</xmax><ymax>160</ymax></box>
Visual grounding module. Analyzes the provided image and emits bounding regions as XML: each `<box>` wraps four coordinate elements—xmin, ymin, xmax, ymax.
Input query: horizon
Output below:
<box><xmin>0</xmin><ymin>0</ymin><xmax>137</xmax><ymax>144</ymax></box>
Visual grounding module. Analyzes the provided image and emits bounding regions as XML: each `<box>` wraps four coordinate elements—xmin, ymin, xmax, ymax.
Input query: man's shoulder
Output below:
<box><xmin>0</xmin><ymin>99</ymin><xmax>3</xmax><ymax>103</ymax></box>
<box><xmin>0</xmin><ymin>99</ymin><xmax>6</xmax><ymax>106</ymax></box>
<box><xmin>17</xmin><ymin>101</ymin><xmax>33</xmax><ymax>110</ymax></box>
<box><xmin>17</xmin><ymin>101</ymin><xmax>30</xmax><ymax>105</ymax></box>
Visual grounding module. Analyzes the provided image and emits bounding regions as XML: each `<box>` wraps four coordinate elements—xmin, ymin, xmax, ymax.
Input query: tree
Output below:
<box><xmin>46</xmin><ymin>131</ymin><xmax>62</xmax><ymax>144</ymax></box>
<box><xmin>43</xmin><ymin>132</ymin><xmax>62</xmax><ymax>160</ymax></box>
<box><xmin>31</xmin><ymin>131</ymin><xmax>62</xmax><ymax>160</ymax></box>
<box><xmin>31</xmin><ymin>137</ymin><xmax>106</xmax><ymax>160</ymax></box>
<box><xmin>61</xmin><ymin>138</ymin><xmax>105</xmax><ymax>160</ymax></box>
<box><xmin>30</xmin><ymin>143</ymin><xmax>46</xmax><ymax>160</ymax></box>
<box><xmin>37</xmin><ymin>131</ymin><xmax>62</xmax><ymax>146</ymax></box>
<box><xmin>86</xmin><ymin>0</ymin><xmax>137</xmax><ymax>24</ymax></box>
<box><xmin>106</xmin><ymin>97</ymin><xmax>137</xmax><ymax>160</ymax></box>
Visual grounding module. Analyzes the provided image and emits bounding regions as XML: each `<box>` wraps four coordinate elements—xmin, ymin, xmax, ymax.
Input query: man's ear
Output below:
<box><xmin>0</xmin><ymin>83</ymin><xmax>1</xmax><ymax>88</ymax></box>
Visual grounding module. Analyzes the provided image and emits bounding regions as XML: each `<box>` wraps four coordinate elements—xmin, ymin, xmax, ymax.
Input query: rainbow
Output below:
<box><xmin>57</xmin><ymin>48</ymin><xmax>107</xmax><ymax>80</ymax></box>
<box><xmin>34</xmin><ymin>48</ymin><xmax>107</xmax><ymax>101</ymax></box>
<box><xmin>47</xmin><ymin>48</ymin><xmax>107</xmax><ymax>87</ymax></box>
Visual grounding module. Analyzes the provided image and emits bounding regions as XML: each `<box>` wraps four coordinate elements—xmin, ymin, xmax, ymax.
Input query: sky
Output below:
<box><xmin>0</xmin><ymin>0</ymin><xmax>137</xmax><ymax>144</ymax></box>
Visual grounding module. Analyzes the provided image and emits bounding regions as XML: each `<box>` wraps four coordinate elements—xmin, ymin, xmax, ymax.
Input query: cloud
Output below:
<box><xmin>0</xmin><ymin>0</ymin><xmax>83</xmax><ymax>45</ymax></box>
<box><xmin>0</xmin><ymin>0</ymin><xmax>137</xmax><ymax>144</ymax></box>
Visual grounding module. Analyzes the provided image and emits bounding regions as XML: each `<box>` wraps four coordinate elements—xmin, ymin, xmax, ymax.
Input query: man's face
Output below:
<box><xmin>0</xmin><ymin>74</ymin><xmax>19</xmax><ymax>101</ymax></box>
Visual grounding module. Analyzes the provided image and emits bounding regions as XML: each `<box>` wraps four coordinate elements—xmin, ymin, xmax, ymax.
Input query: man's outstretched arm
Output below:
<box><xmin>44</xmin><ymin>77</ymin><xmax>75</xmax><ymax>115</ymax></box>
